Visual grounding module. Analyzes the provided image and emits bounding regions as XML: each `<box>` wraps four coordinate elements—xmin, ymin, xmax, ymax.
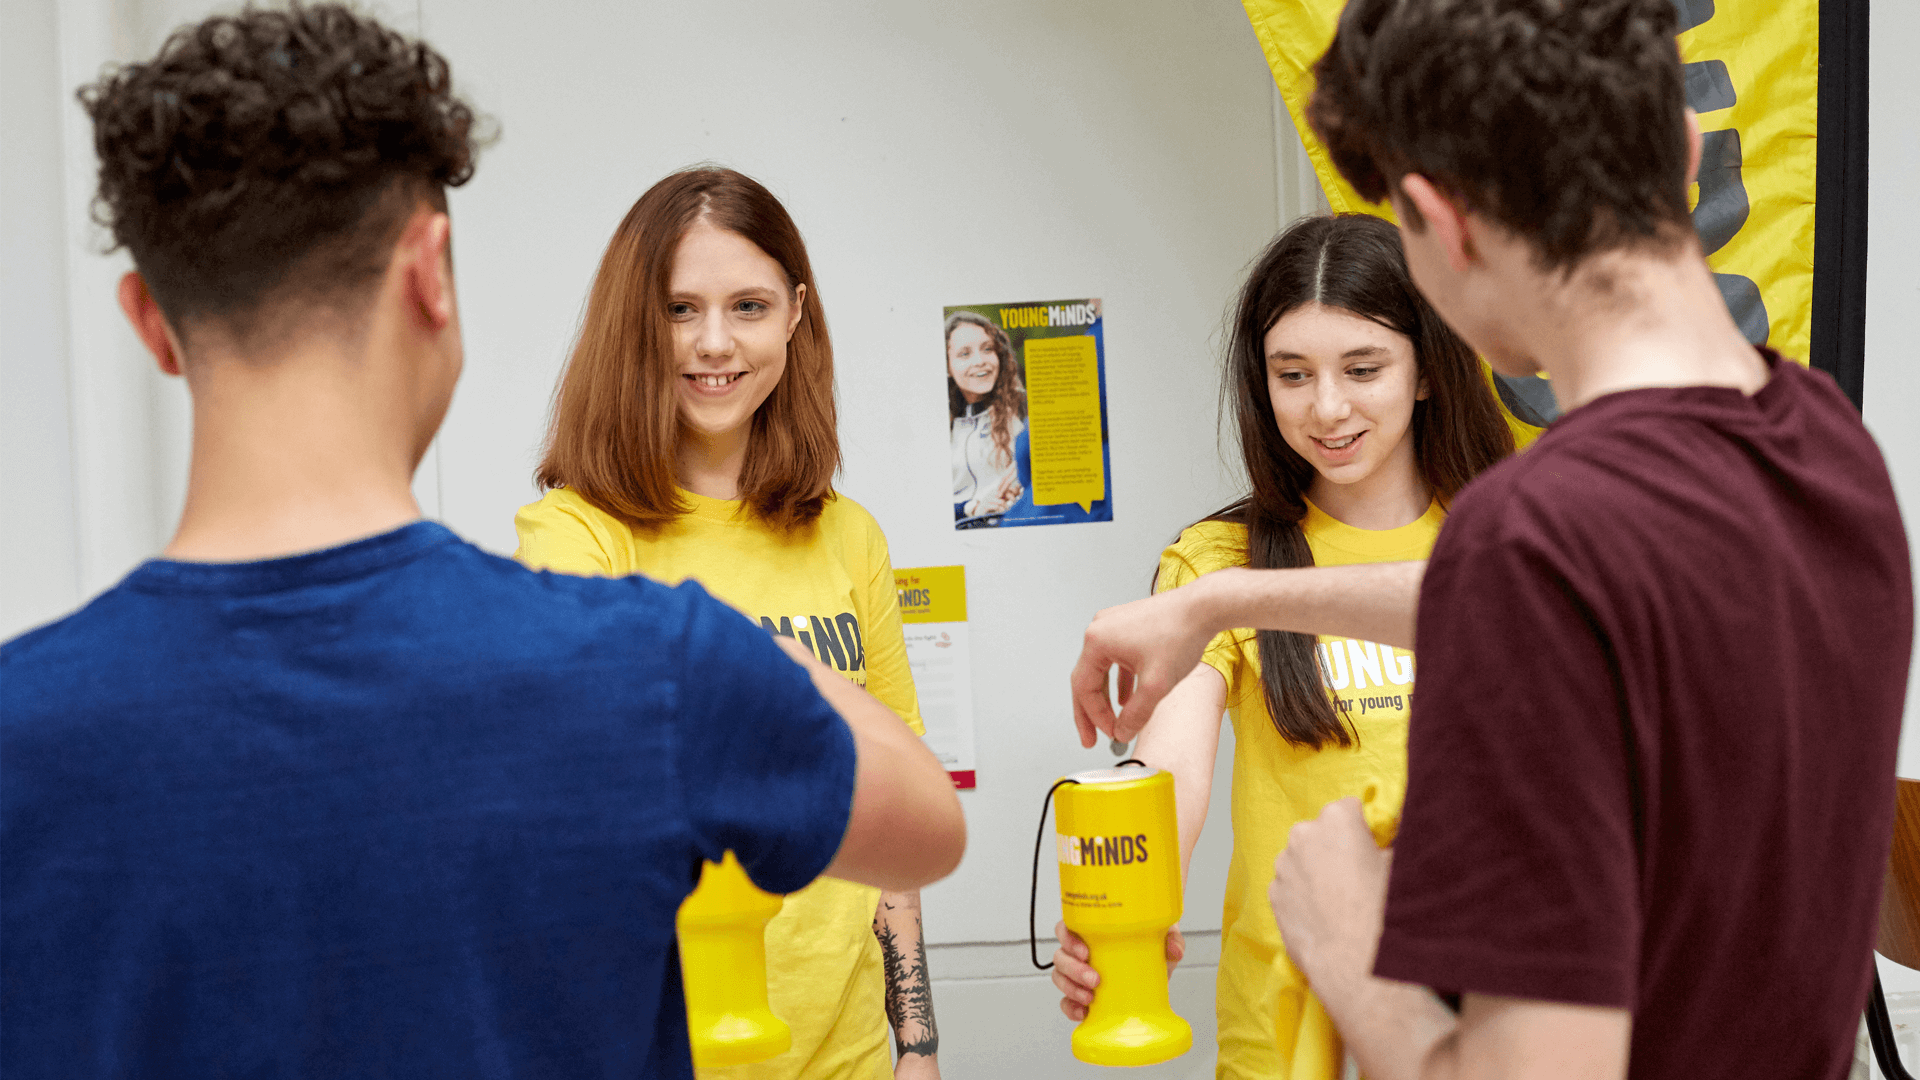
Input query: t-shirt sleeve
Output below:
<box><xmin>669</xmin><ymin>580</ymin><xmax>857</xmax><ymax>896</ymax></box>
<box><xmin>852</xmin><ymin>512</ymin><xmax>925</xmax><ymax>736</ymax></box>
<box><xmin>1373</xmin><ymin>497</ymin><xmax>1641</xmax><ymax>1008</ymax></box>
<box><xmin>514</xmin><ymin>493</ymin><xmax>617</xmax><ymax>577</ymax></box>
<box><xmin>1154</xmin><ymin>528</ymin><xmax>1251</xmax><ymax>688</ymax></box>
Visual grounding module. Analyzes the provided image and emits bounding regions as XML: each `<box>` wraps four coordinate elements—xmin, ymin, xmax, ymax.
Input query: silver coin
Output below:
<box><xmin>1110</xmin><ymin>737</ymin><xmax>1129</xmax><ymax>755</ymax></box>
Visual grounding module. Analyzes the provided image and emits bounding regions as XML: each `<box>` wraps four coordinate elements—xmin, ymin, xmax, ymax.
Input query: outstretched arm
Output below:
<box><xmin>1071</xmin><ymin>562</ymin><xmax>1424</xmax><ymax>745</ymax></box>
<box><xmin>772</xmin><ymin>636</ymin><xmax>966</xmax><ymax>891</ymax></box>
<box><xmin>875</xmin><ymin>891</ymin><xmax>940</xmax><ymax>1078</ymax></box>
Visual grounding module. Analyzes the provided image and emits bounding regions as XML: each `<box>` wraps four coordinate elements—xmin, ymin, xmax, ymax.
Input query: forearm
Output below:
<box><xmin>777</xmin><ymin>636</ymin><xmax>964</xmax><ymax>890</ymax></box>
<box><xmin>1131</xmin><ymin>664</ymin><xmax>1226</xmax><ymax>882</ymax></box>
<box><xmin>875</xmin><ymin>891</ymin><xmax>939</xmax><ymax>1061</ymax></box>
<box><xmin>1136</xmin><ymin>724</ymin><xmax>1211</xmax><ymax>884</ymax></box>
<box><xmin>1192</xmin><ymin>562</ymin><xmax>1424</xmax><ymax>651</ymax></box>
<box><xmin>1311</xmin><ymin>969</ymin><xmax>1459</xmax><ymax>1080</ymax></box>
<box><xmin>1322</xmin><ymin>981</ymin><xmax>1632</xmax><ymax>1080</ymax></box>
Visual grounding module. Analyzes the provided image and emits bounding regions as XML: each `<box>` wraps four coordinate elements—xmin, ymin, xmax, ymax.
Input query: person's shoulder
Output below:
<box><xmin>1160</xmin><ymin>519</ymin><xmax>1248</xmax><ymax>583</ymax></box>
<box><xmin>0</xmin><ymin>586</ymin><xmax>131</xmax><ymax>675</ymax></box>
<box><xmin>516</xmin><ymin>486</ymin><xmax>625</xmax><ymax>533</ymax></box>
<box><xmin>820</xmin><ymin>491</ymin><xmax>883</xmax><ymax>537</ymax></box>
<box><xmin>514</xmin><ymin>486</ymin><xmax>637</xmax><ymax>575</ymax></box>
<box><xmin>819</xmin><ymin>490</ymin><xmax>892</xmax><ymax>565</ymax></box>
<box><xmin>1463</xmin><ymin>358</ymin><xmax>1883</xmax><ymax>529</ymax></box>
<box><xmin>1768</xmin><ymin>350</ymin><xmax>1857</xmax><ymax>412</ymax></box>
<box><xmin>1763</xmin><ymin>357</ymin><xmax>1891</xmax><ymax>467</ymax></box>
<box><xmin>489</xmin><ymin>546</ymin><xmax>791</xmax><ymax>699</ymax></box>
<box><xmin>499</xmin><ymin>541</ymin><xmax>691</xmax><ymax>623</ymax></box>
<box><xmin>382</xmin><ymin>531</ymin><xmax>705</xmax><ymax>664</ymax></box>
<box><xmin>1171</xmin><ymin>518</ymin><xmax>1248</xmax><ymax>557</ymax></box>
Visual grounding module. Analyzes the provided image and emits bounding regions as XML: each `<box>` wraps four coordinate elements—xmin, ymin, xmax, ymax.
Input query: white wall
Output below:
<box><xmin>1864</xmin><ymin>0</ymin><xmax>1920</xmax><ymax>779</ymax></box>
<box><xmin>1862</xmin><ymin>0</ymin><xmax>1920</xmax><ymax>1007</ymax></box>
<box><xmin>1</xmin><ymin>0</ymin><xmax>82</xmax><ymax>636</ymax></box>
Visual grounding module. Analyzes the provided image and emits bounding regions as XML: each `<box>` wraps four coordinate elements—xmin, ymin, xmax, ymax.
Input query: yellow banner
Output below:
<box><xmin>1243</xmin><ymin>0</ymin><xmax>1394</xmax><ymax>219</ymax></box>
<box><xmin>1677</xmin><ymin>2</ymin><xmax>1817</xmax><ymax>363</ymax></box>
<box><xmin>1242</xmin><ymin>0</ymin><xmax>1817</xmax><ymax>363</ymax></box>
<box><xmin>895</xmin><ymin>565</ymin><xmax>967</xmax><ymax>624</ymax></box>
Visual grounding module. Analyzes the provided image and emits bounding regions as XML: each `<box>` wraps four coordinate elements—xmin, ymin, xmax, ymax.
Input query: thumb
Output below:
<box><xmin>1113</xmin><ymin>673</ymin><xmax>1169</xmax><ymax>742</ymax></box>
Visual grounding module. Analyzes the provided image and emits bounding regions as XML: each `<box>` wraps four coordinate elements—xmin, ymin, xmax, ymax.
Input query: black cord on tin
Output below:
<box><xmin>1028</xmin><ymin>759</ymin><xmax>1150</xmax><ymax>970</ymax></box>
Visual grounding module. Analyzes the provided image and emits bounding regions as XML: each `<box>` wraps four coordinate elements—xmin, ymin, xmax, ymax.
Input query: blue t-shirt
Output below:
<box><xmin>0</xmin><ymin>522</ymin><xmax>856</xmax><ymax>1079</ymax></box>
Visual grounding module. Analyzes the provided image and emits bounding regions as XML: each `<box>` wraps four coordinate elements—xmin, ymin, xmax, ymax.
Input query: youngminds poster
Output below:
<box><xmin>942</xmin><ymin>298</ymin><xmax>1114</xmax><ymax>529</ymax></box>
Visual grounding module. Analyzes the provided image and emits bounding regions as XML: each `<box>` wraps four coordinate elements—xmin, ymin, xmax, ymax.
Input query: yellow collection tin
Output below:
<box><xmin>676</xmin><ymin>852</ymin><xmax>791</xmax><ymax>1067</ymax></box>
<box><xmin>1055</xmin><ymin>765</ymin><xmax>1192</xmax><ymax>1066</ymax></box>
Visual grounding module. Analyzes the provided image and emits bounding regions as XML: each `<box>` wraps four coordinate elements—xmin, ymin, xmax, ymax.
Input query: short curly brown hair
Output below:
<box><xmin>79</xmin><ymin>2</ymin><xmax>480</xmax><ymax>344</ymax></box>
<box><xmin>1309</xmin><ymin>0</ymin><xmax>1692</xmax><ymax>270</ymax></box>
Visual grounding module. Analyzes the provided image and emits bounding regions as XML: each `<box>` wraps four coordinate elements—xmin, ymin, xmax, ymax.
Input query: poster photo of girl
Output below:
<box><xmin>946</xmin><ymin>310</ymin><xmax>1026</xmax><ymax>526</ymax></box>
<box><xmin>944</xmin><ymin>299</ymin><xmax>1113</xmax><ymax>530</ymax></box>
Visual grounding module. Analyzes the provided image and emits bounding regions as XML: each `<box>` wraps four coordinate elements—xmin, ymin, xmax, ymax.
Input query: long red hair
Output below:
<box><xmin>535</xmin><ymin>167</ymin><xmax>838</xmax><ymax>531</ymax></box>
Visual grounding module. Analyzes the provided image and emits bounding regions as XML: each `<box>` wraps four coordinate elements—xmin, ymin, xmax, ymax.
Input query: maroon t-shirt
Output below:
<box><xmin>1376</xmin><ymin>354</ymin><xmax>1911</xmax><ymax>1077</ymax></box>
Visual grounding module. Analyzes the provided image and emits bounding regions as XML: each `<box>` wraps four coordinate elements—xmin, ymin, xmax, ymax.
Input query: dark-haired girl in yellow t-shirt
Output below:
<box><xmin>515</xmin><ymin>167</ymin><xmax>939</xmax><ymax>1080</ymax></box>
<box><xmin>1051</xmin><ymin>213</ymin><xmax>1532</xmax><ymax>1078</ymax></box>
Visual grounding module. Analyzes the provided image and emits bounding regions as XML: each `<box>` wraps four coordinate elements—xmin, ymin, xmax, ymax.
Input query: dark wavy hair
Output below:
<box><xmin>79</xmin><ymin>2</ymin><xmax>481</xmax><ymax>344</ymax></box>
<box><xmin>1199</xmin><ymin>214</ymin><xmax>1513</xmax><ymax>749</ymax></box>
<box><xmin>1308</xmin><ymin>0</ymin><xmax>1691</xmax><ymax>270</ymax></box>
<box><xmin>945</xmin><ymin>310</ymin><xmax>1026</xmax><ymax>471</ymax></box>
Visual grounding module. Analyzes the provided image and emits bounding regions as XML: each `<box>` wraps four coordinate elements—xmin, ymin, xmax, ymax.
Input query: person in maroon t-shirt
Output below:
<box><xmin>1066</xmin><ymin>1</ymin><xmax>1910</xmax><ymax>1077</ymax></box>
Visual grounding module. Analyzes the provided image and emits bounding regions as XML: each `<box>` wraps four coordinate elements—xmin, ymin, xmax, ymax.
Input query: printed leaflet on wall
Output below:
<box><xmin>895</xmin><ymin>565</ymin><xmax>977</xmax><ymax>789</ymax></box>
<box><xmin>943</xmin><ymin>299</ymin><xmax>1114</xmax><ymax>529</ymax></box>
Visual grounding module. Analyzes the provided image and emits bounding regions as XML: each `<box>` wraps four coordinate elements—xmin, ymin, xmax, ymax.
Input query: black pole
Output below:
<box><xmin>1810</xmin><ymin>0</ymin><xmax>1870</xmax><ymax>409</ymax></box>
<box><xmin>1867</xmin><ymin>971</ymin><xmax>1916</xmax><ymax>1080</ymax></box>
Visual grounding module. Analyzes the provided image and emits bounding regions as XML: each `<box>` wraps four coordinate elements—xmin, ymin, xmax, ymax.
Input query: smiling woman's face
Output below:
<box><xmin>668</xmin><ymin>218</ymin><xmax>803</xmax><ymax>441</ymax></box>
<box><xmin>1264</xmin><ymin>301</ymin><xmax>1425</xmax><ymax>498</ymax></box>
<box><xmin>947</xmin><ymin>322</ymin><xmax>1001</xmax><ymax>404</ymax></box>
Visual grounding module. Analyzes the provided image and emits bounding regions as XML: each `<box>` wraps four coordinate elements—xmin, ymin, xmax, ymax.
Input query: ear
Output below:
<box><xmin>116</xmin><ymin>271</ymin><xmax>185</xmax><ymax>376</ymax></box>
<box><xmin>1415</xmin><ymin>370</ymin><xmax>1431</xmax><ymax>401</ymax></box>
<box><xmin>1398</xmin><ymin>174</ymin><xmax>1475</xmax><ymax>273</ymax></box>
<box><xmin>1683</xmin><ymin>108</ymin><xmax>1703</xmax><ymax>187</ymax></box>
<box><xmin>786</xmin><ymin>282</ymin><xmax>807</xmax><ymax>339</ymax></box>
<box><xmin>397</xmin><ymin>210</ymin><xmax>455</xmax><ymax>332</ymax></box>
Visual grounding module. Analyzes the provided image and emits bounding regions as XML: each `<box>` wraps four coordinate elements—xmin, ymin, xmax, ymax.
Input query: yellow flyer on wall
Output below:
<box><xmin>895</xmin><ymin>565</ymin><xmax>978</xmax><ymax>789</ymax></box>
<box><xmin>943</xmin><ymin>300</ymin><xmax>1114</xmax><ymax>530</ymax></box>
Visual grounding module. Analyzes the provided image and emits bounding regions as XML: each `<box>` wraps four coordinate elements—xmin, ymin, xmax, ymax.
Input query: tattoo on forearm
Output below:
<box><xmin>875</xmin><ymin>894</ymin><xmax>939</xmax><ymax>1059</ymax></box>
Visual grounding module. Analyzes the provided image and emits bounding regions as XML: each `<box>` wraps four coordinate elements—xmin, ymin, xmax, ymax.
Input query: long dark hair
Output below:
<box><xmin>1206</xmin><ymin>213</ymin><xmax>1513</xmax><ymax>749</ymax></box>
<box><xmin>945</xmin><ymin>311</ymin><xmax>1026</xmax><ymax>469</ymax></box>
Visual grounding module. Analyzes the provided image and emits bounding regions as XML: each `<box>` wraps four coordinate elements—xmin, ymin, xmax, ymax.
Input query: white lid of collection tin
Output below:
<box><xmin>1067</xmin><ymin>764</ymin><xmax>1162</xmax><ymax>785</ymax></box>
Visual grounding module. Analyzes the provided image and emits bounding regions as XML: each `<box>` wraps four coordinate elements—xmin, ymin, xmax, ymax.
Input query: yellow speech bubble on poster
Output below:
<box><xmin>1023</xmin><ymin>336</ymin><xmax>1106</xmax><ymax>511</ymax></box>
<box><xmin>895</xmin><ymin>565</ymin><xmax>967</xmax><ymax>624</ymax></box>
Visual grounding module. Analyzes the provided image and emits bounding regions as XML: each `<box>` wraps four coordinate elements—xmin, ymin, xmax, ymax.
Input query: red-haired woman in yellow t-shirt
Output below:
<box><xmin>515</xmin><ymin>167</ymin><xmax>939</xmax><ymax>1080</ymax></box>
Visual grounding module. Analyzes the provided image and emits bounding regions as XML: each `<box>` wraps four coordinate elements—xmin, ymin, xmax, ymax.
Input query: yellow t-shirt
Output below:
<box><xmin>1156</xmin><ymin>499</ymin><xmax>1442</xmax><ymax>1080</ymax></box>
<box><xmin>515</xmin><ymin>486</ymin><xmax>922</xmax><ymax>1080</ymax></box>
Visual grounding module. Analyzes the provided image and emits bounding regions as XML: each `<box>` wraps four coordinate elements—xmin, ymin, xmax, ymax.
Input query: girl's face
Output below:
<box><xmin>668</xmin><ymin>218</ymin><xmax>804</xmax><ymax>441</ymax></box>
<box><xmin>1264</xmin><ymin>301</ymin><xmax>1427</xmax><ymax>497</ymax></box>
<box><xmin>947</xmin><ymin>322</ymin><xmax>1001</xmax><ymax>404</ymax></box>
